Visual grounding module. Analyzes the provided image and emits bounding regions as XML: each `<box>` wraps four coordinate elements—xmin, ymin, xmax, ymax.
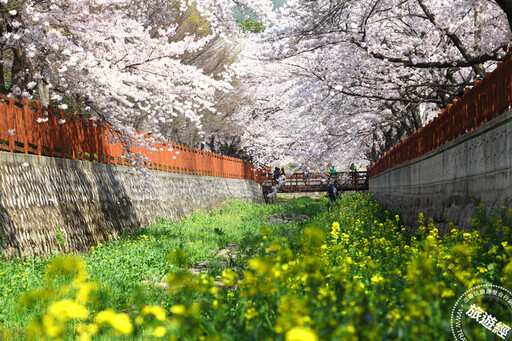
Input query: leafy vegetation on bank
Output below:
<box><xmin>0</xmin><ymin>198</ymin><xmax>322</xmax><ymax>338</ymax></box>
<box><xmin>0</xmin><ymin>194</ymin><xmax>511</xmax><ymax>340</ymax></box>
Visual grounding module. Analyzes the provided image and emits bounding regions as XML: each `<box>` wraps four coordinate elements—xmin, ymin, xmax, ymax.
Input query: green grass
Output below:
<box><xmin>0</xmin><ymin>197</ymin><xmax>322</xmax><ymax>337</ymax></box>
<box><xmin>1</xmin><ymin>194</ymin><xmax>511</xmax><ymax>340</ymax></box>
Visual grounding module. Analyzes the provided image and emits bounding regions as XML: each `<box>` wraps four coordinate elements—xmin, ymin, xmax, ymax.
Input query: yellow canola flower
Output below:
<box><xmin>171</xmin><ymin>304</ymin><xmax>186</xmax><ymax>315</ymax></box>
<box><xmin>142</xmin><ymin>305</ymin><xmax>167</xmax><ymax>321</ymax></box>
<box><xmin>153</xmin><ymin>326</ymin><xmax>166</xmax><ymax>337</ymax></box>
<box><xmin>135</xmin><ymin>316</ymin><xmax>144</xmax><ymax>326</ymax></box>
<box><xmin>75</xmin><ymin>282</ymin><xmax>98</xmax><ymax>304</ymax></box>
<box><xmin>75</xmin><ymin>322</ymin><xmax>99</xmax><ymax>341</ymax></box>
<box><xmin>45</xmin><ymin>256</ymin><xmax>89</xmax><ymax>286</ymax></box>
<box><xmin>500</xmin><ymin>260</ymin><xmax>512</xmax><ymax>286</ymax></box>
<box><xmin>330</xmin><ymin>222</ymin><xmax>341</xmax><ymax>241</ymax></box>
<box><xmin>221</xmin><ymin>269</ymin><xmax>239</xmax><ymax>287</ymax></box>
<box><xmin>76</xmin><ymin>323</ymin><xmax>99</xmax><ymax>334</ymax></box>
<box><xmin>42</xmin><ymin>315</ymin><xmax>65</xmax><ymax>338</ymax></box>
<box><xmin>209</xmin><ymin>286</ymin><xmax>219</xmax><ymax>296</ymax></box>
<box><xmin>94</xmin><ymin>309</ymin><xmax>133</xmax><ymax>335</ymax></box>
<box><xmin>77</xmin><ymin>334</ymin><xmax>91</xmax><ymax>341</ymax></box>
<box><xmin>48</xmin><ymin>299</ymin><xmax>89</xmax><ymax>322</ymax></box>
<box><xmin>286</xmin><ymin>326</ymin><xmax>319</xmax><ymax>341</ymax></box>
<box><xmin>441</xmin><ymin>289</ymin><xmax>455</xmax><ymax>298</ymax></box>
<box><xmin>244</xmin><ymin>306</ymin><xmax>259</xmax><ymax>322</ymax></box>
<box><xmin>476</xmin><ymin>266</ymin><xmax>488</xmax><ymax>274</ymax></box>
<box><xmin>248</xmin><ymin>257</ymin><xmax>272</xmax><ymax>276</ymax></box>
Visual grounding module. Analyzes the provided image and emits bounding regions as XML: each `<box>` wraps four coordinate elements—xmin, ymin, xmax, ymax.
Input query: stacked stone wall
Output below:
<box><xmin>0</xmin><ymin>152</ymin><xmax>263</xmax><ymax>256</ymax></box>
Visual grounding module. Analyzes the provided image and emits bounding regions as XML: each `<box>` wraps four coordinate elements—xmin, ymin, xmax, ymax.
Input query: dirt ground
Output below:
<box><xmin>277</xmin><ymin>192</ymin><xmax>326</xmax><ymax>199</ymax></box>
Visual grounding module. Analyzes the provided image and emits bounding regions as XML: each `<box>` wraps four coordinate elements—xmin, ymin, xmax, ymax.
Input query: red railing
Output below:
<box><xmin>0</xmin><ymin>94</ymin><xmax>257</xmax><ymax>180</ymax></box>
<box><xmin>370</xmin><ymin>57</ymin><xmax>512</xmax><ymax>177</ymax></box>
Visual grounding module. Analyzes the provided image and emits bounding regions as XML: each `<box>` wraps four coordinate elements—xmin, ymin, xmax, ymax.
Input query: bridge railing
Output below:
<box><xmin>0</xmin><ymin>94</ymin><xmax>257</xmax><ymax>180</ymax></box>
<box><xmin>370</xmin><ymin>57</ymin><xmax>512</xmax><ymax>177</ymax></box>
<box><xmin>257</xmin><ymin>171</ymin><xmax>369</xmax><ymax>191</ymax></box>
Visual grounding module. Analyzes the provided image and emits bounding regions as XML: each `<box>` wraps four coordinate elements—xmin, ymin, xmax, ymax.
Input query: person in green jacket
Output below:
<box><xmin>329</xmin><ymin>165</ymin><xmax>337</xmax><ymax>179</ymax></box>
<box><xmin>350</xmin><ymin>163</ymin><xmax>357</xmax><ymax>184</ymax></box>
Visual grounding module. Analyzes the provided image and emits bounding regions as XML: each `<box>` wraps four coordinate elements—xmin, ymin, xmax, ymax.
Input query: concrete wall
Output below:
<box><xmin>0</xmin><ymin>152</ymin><xmax>263</xmax><ymax>256</ymax></box>
<box><xmin>370</xmin><ymin>109</ymin><xmax>512</xmax><ymax>233</ymax></box>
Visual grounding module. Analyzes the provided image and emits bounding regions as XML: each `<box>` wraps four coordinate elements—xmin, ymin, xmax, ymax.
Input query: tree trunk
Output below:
<box><xmin>11</xmin><ymin>48</ymin><xmax>29</xmax><ymax>91</ymax></box>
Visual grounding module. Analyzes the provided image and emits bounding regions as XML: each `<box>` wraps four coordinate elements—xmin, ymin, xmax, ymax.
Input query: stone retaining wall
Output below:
<box><xmin>0</xmin><ymin>152</ymin><xmax>263</xmax><ymax>256</ymax></box>
<box><xmin>370</xmin><ymin>109</ymin><xmax>512</xmax><ymax>233</ymax></box>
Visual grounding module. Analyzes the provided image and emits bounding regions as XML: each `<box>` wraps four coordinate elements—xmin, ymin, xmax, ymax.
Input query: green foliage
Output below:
<box><xmin>0</xmin><ymin>195</ymin><xmax>511</xmax><ymax>339</ymax></box>
<box><xmin>55</xmin><ymin>226</ymin><xmax>66</xmax><ymax>249</ymax></box>
<box><xmin>0</xmin><ymin>233</ymin><xmax>6</xmax><ymax>249</ymax></box>
<box><xmin>0</xmin><ymin>198</ymin><xmax>318</xmax><ymax>337</ymax></box>
<box><xmin>237</xmin><ymin>18</ymin><xmax>265</xmax><ymax>33</ymax></box>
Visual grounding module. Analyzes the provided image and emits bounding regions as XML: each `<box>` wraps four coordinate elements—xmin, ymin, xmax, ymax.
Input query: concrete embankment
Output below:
<box><xmin>370</xmin><ymin>109</ymin><xmax>512</xmax><ymax>233</ymax></box>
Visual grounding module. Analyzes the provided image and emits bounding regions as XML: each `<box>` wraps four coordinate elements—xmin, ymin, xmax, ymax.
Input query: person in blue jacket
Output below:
<box><xmin>273</xmin><ymin>167</ymin><xmax>281</xmax><ymax>185</ymax></box>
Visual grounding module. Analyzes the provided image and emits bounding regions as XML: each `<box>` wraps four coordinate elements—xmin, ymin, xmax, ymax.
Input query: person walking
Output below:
<box><xmin>326</xmin><ymin>180</ymin><xmax>339</xmax><ymax>202</ymax></box>
<box><xmin>350</xmin><ymin>163</ymin><xmax>357</xmax><ymax>184</ymax></box>
<box><xmin>303</xmin><ymin>168</ymin><xmax>310</xmax><ymax>185</ymax></box>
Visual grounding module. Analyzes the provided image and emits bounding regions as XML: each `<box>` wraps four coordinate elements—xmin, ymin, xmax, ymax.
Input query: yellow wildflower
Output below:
<box><xmin>142</xmin><ymin>305</ymin><xmax>167</xmax><ymax>321</ymax></box>
<box><xmin>94</xmin><ymin>309</ymin><xmax>133</xmax><ymax>335</ymax></box>
<box><xmin>171</xmin><ymin>305</ymin><xmax>186</xmax><ymax>316</ymax></box>
<box><xmin>48</xmin><ymin>299</ymin><xmax>89</xmax><ymax>322</ymax></box>
<box><xmin>221</xmin><ymin>269</ymin><xmax>239</xmax><ymax>287</ymax></box>
<box><xmin>75</xmin><ymin>282</ymin><xmax>98</xmax><ymax>304</ymax></box>
<box><xmin>42</xmin><ymin>315</ymin><xmax>64</xmax><ymax>338</ymax></box>
<box><xmin>286</xmin><ymin>326</ymin><xmax>318</xmax><ymax>341</ymax></box>
<box><xmin>153</xmin><ymin>326</ymin><xmax>166</xmax><ymax>337</ymax></box>
<box><xmin>371</xmin><ymin>275</ymin><xmax>384</xmax><ymax>284</ymax></box>
<box><xmin>75</xmin><ymin>322</ymin><xmax>99</xmax><ymax>339</ymax></box>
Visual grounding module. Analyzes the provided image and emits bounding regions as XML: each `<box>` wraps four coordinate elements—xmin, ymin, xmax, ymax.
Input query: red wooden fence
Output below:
<box><xmin>370</xmin><ymin>57</ymin><xmax>512</xmax><ymax>177</ymax></box>
<box><xmin>0</xmin><ymin>94</ymin><xmax>257</xmax><ymax>180</ymax></box>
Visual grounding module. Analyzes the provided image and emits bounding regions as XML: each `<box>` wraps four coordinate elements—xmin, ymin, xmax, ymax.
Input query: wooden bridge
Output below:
<box><xmin>257</xmin><ymin>171</ymin><xmax>369</xmax><ymax>195</ymax></box>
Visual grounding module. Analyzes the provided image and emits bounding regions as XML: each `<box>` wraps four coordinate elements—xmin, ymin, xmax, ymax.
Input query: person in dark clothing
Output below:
<box><xmin>327</xmin><ymin>181</ymin><xmax>339</xmax><ymax>202</ymax></box>
<box><xmin>273</xmin><ymin>167</ymin><xmax>281</xmax><ymax>185</ymax></box>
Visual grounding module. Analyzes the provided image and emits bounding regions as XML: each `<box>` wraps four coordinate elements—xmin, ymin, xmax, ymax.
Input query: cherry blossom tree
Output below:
<box><xmin>0</xmin><ymin>0</ymin><xmax>275</xmax><ymax>163</ymax></box>
<box><xmin>230</xmin><ymin>0</ymin><xmax>512</xmax><ymax>168</ymax></box>
<box><xmin>2</xmin><ymin>0</ymin><xmax>510</xmax><ymax>171</ymax></box>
